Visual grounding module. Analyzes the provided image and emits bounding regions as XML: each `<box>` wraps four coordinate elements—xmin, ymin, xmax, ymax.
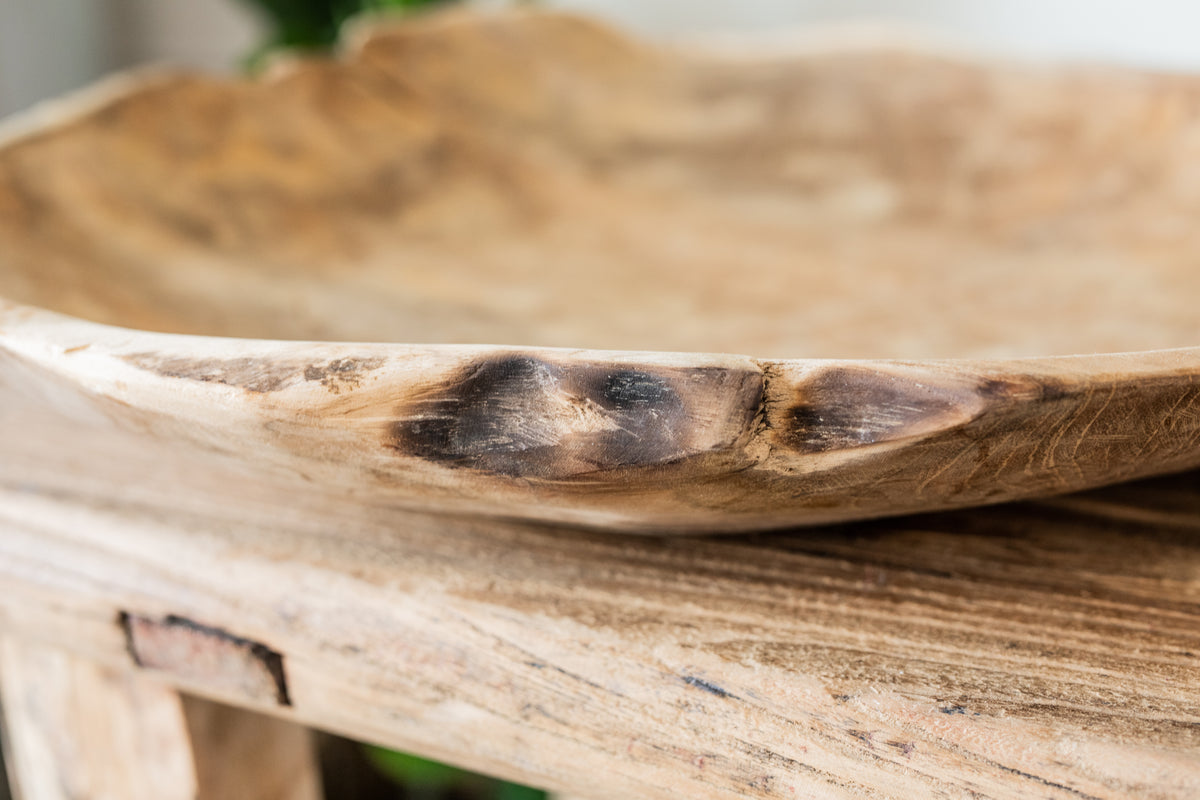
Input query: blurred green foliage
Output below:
<box><xmin>365</xmin><ymin>747</ymin><xmax>547</xmax><ymax>800</ymax></box>
<box><xmin>238</xmin><ymin>0</ymin><xmax>452</xmax><ymax>64</ymax></box>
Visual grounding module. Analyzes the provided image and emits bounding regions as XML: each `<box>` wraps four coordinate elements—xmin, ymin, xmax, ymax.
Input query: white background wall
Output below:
<box><xmin>0</xmin><ymin>0</ymin><xmax>262</xmax><ymax>117</ymax></box>
<box><xmin>5</xmin><ymin>0</ymin><xmax>1200</xmax><ymax>117</ymax></box>
<box><xmin>553</xmin><ymin>0</ymin><xmax>1200</xmax><ymax>69</ymax></box>
<box><xmin>0</xmin><ymin>1</ymin><xmax>115</xmax><ymax>118</ymax></box>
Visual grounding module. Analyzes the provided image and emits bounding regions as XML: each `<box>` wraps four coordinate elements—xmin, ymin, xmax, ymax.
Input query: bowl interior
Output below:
<box><xmin>1</xmin><ymin>10</ymin><xmax>1198</xmax><ymax>359</ymax></box>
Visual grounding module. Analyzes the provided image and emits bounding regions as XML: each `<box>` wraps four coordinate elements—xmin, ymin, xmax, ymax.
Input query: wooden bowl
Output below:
<box><xmin>2</xmin><ymin>9</ymin><xmax>1198</xmax><ymax>532</ymax></box>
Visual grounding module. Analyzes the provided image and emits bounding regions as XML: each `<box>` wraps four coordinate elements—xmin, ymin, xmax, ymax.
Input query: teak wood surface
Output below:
<box><xmin>0</xmin><ymin>8</ymin><xmax>1199</xmax><ymax>799</ymax></box>
<box><xmin>0</xmin><ymin>637</ymin><xmax>321</xmax><ymax>800</ymax></box>
<box><xmin>0</xmin><ymin>386</ymin><xmax>1198</xmax><ymax>798</ymax></box>
<box><xmin>0</xmin><ymin>9</ymin><xmax>1199</xmax><ymax>530</ymax></box>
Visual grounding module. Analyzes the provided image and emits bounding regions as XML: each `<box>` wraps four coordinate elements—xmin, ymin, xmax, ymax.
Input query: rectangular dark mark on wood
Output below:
<box><xmin>120</xmin><ymin>612</ymin><xmax>291</xmax><ymax>706</ymax></box>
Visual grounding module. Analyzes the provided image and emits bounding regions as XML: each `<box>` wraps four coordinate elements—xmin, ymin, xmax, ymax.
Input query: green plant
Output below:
<box><xmin>365</xmin><ymin>746</ymin><xmax>547</xmax><ymax>800</ymax></box>
<box><xmin>238</xmin><ymin>0</ymin><xmax>452</xmax><ymax>64</ymax></box>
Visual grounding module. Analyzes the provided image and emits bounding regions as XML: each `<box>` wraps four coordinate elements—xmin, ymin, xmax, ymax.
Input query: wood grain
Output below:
<box><xmin>2</xmin><ymin>9</ymin><xmax>1199</xmax><ymax>360</ymax></box>
<box><xmin>1</xmin><ymin>302</ymin><xmax>1198</xmax><ymax>530</ymax></box>
<box><xmin>182</xmin><ymin>695</ymin><xmax>322</xmax><ymax>800</ymax></box>
<box><xmin>0</xmin><ymin>638</ymin><xmax>198</xmax><ymax>800</ymax></box>
<box><xmin>0</xmin><ymin>637</ymin><xmax>322</xmax><ymax>800</ymax></box>
<box><xmin>4</xmin><ymin>12</ymin><xmax>1198</xmax><ymax>797</ymax></box>
<box><xmin>0</xmin><ymin>388</ymin><xmax>1198</xmax><ymax>798</ymax></box>
<box><xmin>1</xmin><ymin>10</ymin><xmax>1199</xmax><ymax>529</ymax></box>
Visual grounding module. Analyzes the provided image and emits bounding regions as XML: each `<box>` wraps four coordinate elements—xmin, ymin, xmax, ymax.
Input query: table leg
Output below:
<box><xmin>0</xmin><ymin>637</ymin><xmax>320</xmax><ymax>800</ymax></box>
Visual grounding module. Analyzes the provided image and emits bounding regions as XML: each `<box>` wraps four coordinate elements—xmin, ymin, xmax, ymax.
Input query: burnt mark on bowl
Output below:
<box><xmin>124</xmin><ymin>353</ymin><xmax>300</xmax><ymax>393</ymax></box>
<box><xmin>124</xmin><ymin>352</ymin><xmax>384</xmax><ymax>394</ymax></box>
<box><xmin>390</xmin><ymin>354</ymin><xmax>761</xmax><ymax>479</ymax></box>
<box><xmin>780</xmin><ymin>366</ymin><xmax>985</xmax><ymax>453</ymax></box>
<box><xmin>303</xmin><ymin>357</ymin><xmax>385</xmax><ymax>394</ymax></box>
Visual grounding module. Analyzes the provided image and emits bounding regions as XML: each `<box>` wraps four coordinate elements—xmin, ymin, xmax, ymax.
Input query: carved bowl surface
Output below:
<box><xmin>2</xmin><ymin>9</ymin><xmax>1198</xmax><ymax>531</ymax></box>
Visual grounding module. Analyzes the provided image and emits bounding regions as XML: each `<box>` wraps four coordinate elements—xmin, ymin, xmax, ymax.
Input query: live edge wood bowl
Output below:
<box><xmin>1</xmin><ymin>9</ymin><xmax>1199</xmax><ymax>533</ymax></box>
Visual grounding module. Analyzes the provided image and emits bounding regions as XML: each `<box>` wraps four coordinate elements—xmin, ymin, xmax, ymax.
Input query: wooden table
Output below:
<box><xmin>1</xmin><ymin>381</ymin><xmax>1197</xmax><ymax>799</ymax></box>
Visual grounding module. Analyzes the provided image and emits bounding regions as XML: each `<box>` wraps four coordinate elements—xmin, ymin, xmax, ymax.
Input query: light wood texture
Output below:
<box><xmin>4</xmin><ymin>10</ymin><xmax>1200</xmax><ymax>360</ymax></box>
<box><xmin>0</xmin><ymin>387</ymin><xmax>1198</xmax><ymax>798</ymax></box>
<box><xmin>5</xmin><ymin>13</ymin><xmax>1198</xmax><ymax>797</ymax></box>
<box><xmin>3</xmin><ymin>298</ymin><xmax>1200</xmax><ymax>532</ymax></box>
<box><xmin>2</xmin><ymin>10</ymin><xmax>1200</xmax><ymax>530</ymax></box>
<box><xmin>0</xmin><ymin>637</ymin><xmax>321</xmax><ymax>800</ymax></box>
<box><xmin>182</xmin><ymin>695</ymin><xmax>323</xmax><ymax>800</ymax></box>
<box><xmin>2</xmin><ymin>11</ymin><xmax>1200</xmax><ymax>530</ymax></box>
<box><xmin>0</xmin><ymin>638</ymin><xmax>197</xmax><ymax>800</ymax></box>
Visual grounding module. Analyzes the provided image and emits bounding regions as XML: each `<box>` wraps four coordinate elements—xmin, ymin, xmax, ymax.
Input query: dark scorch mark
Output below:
<box><xmin>782</xmin><ymin>366</ymin><xmax>983</xmax><ymax>453</ymax></box>
<box><xmin>389</xmin><ymin>354</ymin><xmax>762</xmax><ymax>480</ymax></box>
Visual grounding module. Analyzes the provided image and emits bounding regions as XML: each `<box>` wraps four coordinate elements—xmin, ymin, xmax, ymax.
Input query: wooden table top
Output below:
<box><xmin>1</xmin><ymin>383</ymin><xmax>1196</xmax><ymax>798</ymax></box>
